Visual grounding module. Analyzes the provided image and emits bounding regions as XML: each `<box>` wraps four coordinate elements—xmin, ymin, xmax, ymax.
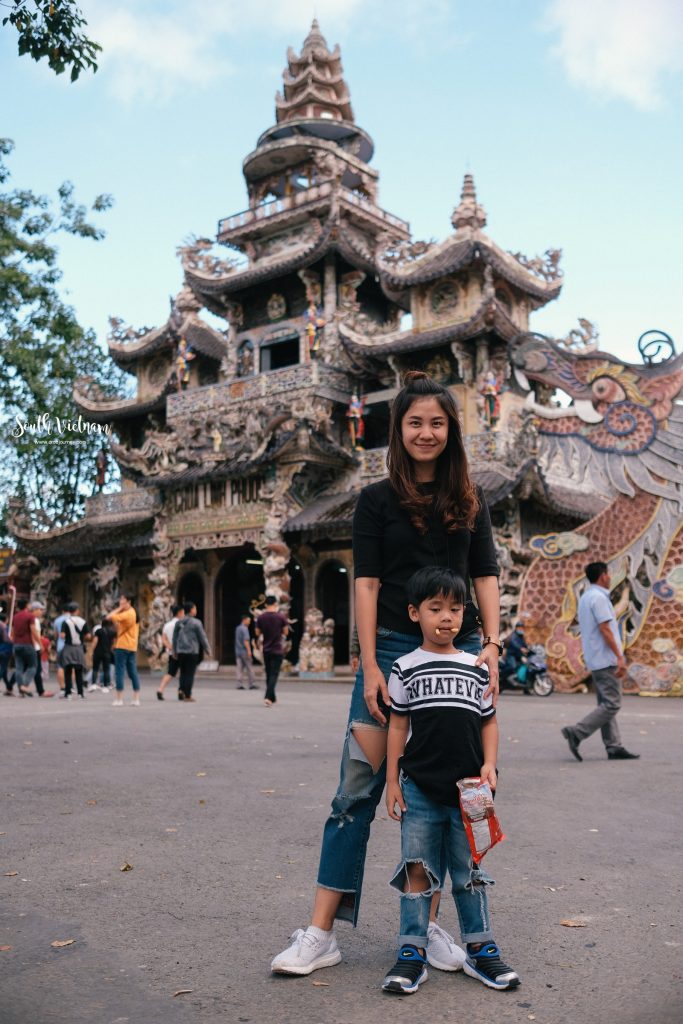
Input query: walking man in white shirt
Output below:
<box><xmin>157</xmin><ymin>604</ymin><xmax>184</xmax><ymax>700</ymax></box>
<box><xmin>561</xmin><ymin>561</ymin><xmax>639</xmax><ymax>762</ymax></box>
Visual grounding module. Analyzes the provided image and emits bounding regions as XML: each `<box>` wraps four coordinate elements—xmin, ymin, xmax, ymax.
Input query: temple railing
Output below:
<box><xmin>85</xmin><ymin>489</ymin><xmax>161</xmax><ymax>524</ymax></box>
<box><xmin>218</xmin><ymin>182</ymin><xmax>409</xmax><ymax>237</ymax></box>
<box><xmin>166</xmin><ymin>362</ymin><xmax>351</xmax><ymax>418</ymax></box>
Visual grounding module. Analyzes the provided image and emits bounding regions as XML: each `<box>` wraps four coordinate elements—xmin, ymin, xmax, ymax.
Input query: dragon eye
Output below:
<box><xmin>591</xmin><ymin>377</ymin><xmax>625</xmax><ymax>403</ymax></box>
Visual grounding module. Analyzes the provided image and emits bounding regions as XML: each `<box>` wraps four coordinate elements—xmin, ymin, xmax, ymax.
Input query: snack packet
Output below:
<box><xmin>457</xmin><ymin>777</ymin><xmax>505</xmax><ymax>863</ymax></box>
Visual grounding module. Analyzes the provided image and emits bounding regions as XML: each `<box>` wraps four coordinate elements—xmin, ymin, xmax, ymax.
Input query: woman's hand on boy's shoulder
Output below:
<box><xmin>386</xmin><ymin>779</ymin><xmax>406</xmax><ymax>821</ymax></box>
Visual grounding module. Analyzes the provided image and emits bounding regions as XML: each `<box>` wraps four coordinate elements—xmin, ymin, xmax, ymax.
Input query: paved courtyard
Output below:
<box><xmin>1</xmin><ymin>675</ymin><xmax>682</xmax><ymax>1024</ymax></box>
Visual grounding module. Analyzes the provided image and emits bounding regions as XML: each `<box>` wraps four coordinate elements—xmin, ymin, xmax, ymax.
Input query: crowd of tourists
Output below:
<box><xmin>0</xmin><ymin>591</ymin><xmax>288</xmax><ymax>708</ymax></box>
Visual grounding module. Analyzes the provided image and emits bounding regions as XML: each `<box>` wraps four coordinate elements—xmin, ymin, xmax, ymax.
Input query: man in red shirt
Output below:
<box><xmin>255</xmin><ymin>596</ymin><xmax>289</xmax><ymax>707</ymax></box>
<box><xmin>10</xmin><ymin>598</ymin><xmax>52</xmax><ymax>697</ymax></box>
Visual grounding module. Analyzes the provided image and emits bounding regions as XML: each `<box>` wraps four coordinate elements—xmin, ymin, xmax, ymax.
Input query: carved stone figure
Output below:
<box><xmin>511</xmin><ymin>248</ymin><xmax>563</xmax><ymax>282</ymax></box>
<box><xmin>559</xmin><ymin>318</ymin><xmax>600</xmax><ymax>353</ymax></box>
<box><xmin>298</xmin><ymin>607</ymin><xmax>335</xmax><ymax>675</ymax></box>
<box><xmin>176</xmin><ymin>238</ymin><xmax>239</xmax><ymax>279</ymax></box>
<box><xmin>139</xmin><ymin>512</ymin><xmax>179</xmax><ymax>668</ymax></box>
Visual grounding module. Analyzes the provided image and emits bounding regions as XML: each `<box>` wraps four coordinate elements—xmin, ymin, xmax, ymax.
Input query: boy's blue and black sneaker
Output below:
<box><xmin>464</xmin><ymin>943</ymin><xmax>520</xmax><ymax>990</ymax></box>
<box><xmin>381</xmin><ymin>944</ymin><xmax>428</xmax><ymax>994</ymax></box>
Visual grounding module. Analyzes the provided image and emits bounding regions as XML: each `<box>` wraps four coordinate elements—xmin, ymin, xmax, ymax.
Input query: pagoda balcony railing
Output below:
<box><xmin>218</xmin><ymin>181</ymin><xmax>335</xmax><ymax>236</ymax></box>
<box><xmin>85</xmin><ymin>489</ymin><xmax>161</xmax><ymax>524</ymax></box>
<box><xmin>464</xmin><ymin>430</ymin><xmax>537</xmax><ymax>467</ymax></box>
<box><xmin>217</xmin><ymin>181</ymin><xmax>409</xmax><ymax>237</ymax></box>
<box><xmin>167</xmin><ymin>361</ymin><xmax>351</xmax><ymax>419</ymax></box>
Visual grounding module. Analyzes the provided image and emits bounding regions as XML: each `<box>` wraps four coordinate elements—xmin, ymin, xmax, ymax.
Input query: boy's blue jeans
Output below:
<box><xmin>392</xmin><ymin>774</ymin><xmax>494</xmax><ymax>947</ymax></box>
<box><xmin>114</xmin><ymin>649</ymin><xmax>140</xmax><ymax>692</ymax></box>
<box><xmin>316</xmin><ymin>627</ymin><xmax>482</xmax><ymax>925</ymax></box>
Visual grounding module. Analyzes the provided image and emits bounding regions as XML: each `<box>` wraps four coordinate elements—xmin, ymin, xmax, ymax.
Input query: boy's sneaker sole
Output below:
<box><xmin>464</xmin><ymin>955</ymin><xmax>520</xmax><ymax>990</ymax></box>
<box><xmin>382</xmin><ymin>966</ymin><xmax>428</xmax><ymax>994</ymax></box>
<box><xmin>271</xmin><ymin>948</ymin><xmax>342</xmax><ymax>975</ymax></box>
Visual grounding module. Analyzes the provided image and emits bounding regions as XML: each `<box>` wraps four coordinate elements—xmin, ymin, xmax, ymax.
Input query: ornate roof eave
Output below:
<box><xmin>378</xmin><ymin>234</ymin><xmax>563</xmax><ymax>303</ymax></box>
<box><xmin>282</xmin><ymin>66</ymin><xmax>346</xmax><ymax>89</ymax></box>
<box><xmin>73</xmin><ymin>379</ymin><xmax>174</xmax><ymax>423</ymax></box>
<box><xmin>338</xmin><ymin>298</ymin><xmax>520</xmax><ymax>358</ymax></box>
<box><xmin>185</xmin><ymin>219</ymin><xmax>333</xmax><ymax>306</ymax></box>
<box><xmin>286</xmin><ymin>41</ymin><xmax>342</xmax><ymax>67</ymax></box>
<box><xmin>276</xmin><ymin>86</ymin><xmax>353</xmax><ymax>121</ymax></box>
<box><xmin>109</xmin><ymin>323</ymin><xmax>170</xmax><ymax>367</ymax></box>
<box><xmin>127</xmin><ymin>424</ymin><xmax>355</xmax><ymax>489</ymax></box>
<box><xmin>9</xmin><ymin>503</ymin><xmax>157</xmax><ymax>554</ymax></box>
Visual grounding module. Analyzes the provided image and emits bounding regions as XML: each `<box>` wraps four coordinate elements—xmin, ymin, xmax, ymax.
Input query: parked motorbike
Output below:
<box><xmin>500</xmin><ymin>643</ymin><xmax>554</xmax><ymax>697</ymax></box>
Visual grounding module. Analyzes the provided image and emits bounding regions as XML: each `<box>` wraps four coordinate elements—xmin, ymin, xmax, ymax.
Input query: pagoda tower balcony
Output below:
<box><xmin>218</xmin><ymin>179</ymin><xmax>409</xmax><ymax>244</ymax></box>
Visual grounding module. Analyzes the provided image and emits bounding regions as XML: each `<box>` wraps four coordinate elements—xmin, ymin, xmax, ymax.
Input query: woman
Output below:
<box><xmin>271</xmin><ymin>371</ymin><xmax>502</xmax><ymax>975</ymax></box>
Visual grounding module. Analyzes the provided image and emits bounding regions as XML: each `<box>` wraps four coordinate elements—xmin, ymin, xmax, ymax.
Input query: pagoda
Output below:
<box><xmin>9</xmin><ymin>21</ymin><xmax>593</xmax><ymax>669</ymax></box>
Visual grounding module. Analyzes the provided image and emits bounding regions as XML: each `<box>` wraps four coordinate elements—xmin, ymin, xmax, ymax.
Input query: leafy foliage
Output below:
<box><xmin>1</xmin><ymin>0</ymin><xmax>100</xmax><ymax>81</ymax></box>
<box><xmin>0</xmin><ymin>137</ymin><xmax>127</xmax><ymax>538</ymax></box>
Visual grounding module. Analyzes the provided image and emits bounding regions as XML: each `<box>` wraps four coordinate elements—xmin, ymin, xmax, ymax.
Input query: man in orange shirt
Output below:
<box><xmin>107</xmin><ymin>593</ymin><xmax>141</xmax><ymax>707</ymax></box>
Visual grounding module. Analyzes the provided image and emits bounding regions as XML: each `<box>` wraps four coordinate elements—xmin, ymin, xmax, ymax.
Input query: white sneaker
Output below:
<box><xmin>271</xmin><ymin>927</ymin><xmax>342</xmax><ymax>975</ymax></box>
<box><xmin>131</xmin><ymin>698</ymin><xmax>141</xmax><ymax>707</ymax></box>
<box><xmin>87</xmin><ymin>683</ymin><xmax>99</xmax><ymax>692</ymax></box>
<box><xmin>111</xmin><ymin>698</ymin><xmax>123</xmax><ymax>707</ymax></box>
<box><xmin>101</xmin><ymin>687</ymin><xmax>110</xmax><ymax>693</ymax></box>
<box><xmin>426</xmin><ymin>921</ymin><xmax>466</xmax><ymax>971</ymax></box>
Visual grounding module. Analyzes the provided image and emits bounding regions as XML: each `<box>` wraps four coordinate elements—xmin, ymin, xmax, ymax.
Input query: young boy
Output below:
<box><xmin>382</xmin><ymin>566</ymin><xmax>519</xmax><ymax>995</ymax></box>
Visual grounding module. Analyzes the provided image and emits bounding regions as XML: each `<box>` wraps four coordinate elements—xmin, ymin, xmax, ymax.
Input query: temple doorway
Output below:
<box><xmin>214</xmin><ymin>546</ymin><xmax>266</xmax><ymax>664</ymax></box>
<box><xmin>316</xmin><ymin>560</ymin><xmax>350</xmax><ymax>664</ymax></box>
<box><xmin>177</xmin><ymin>571</ymin><xmax>205</xmax><ymax>623</ymax></box>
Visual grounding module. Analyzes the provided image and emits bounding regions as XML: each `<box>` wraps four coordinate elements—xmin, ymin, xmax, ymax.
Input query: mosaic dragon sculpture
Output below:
<box><xmin>509</xmin><ymin>332</ymin><xmax>683</xmax><ymax>695</ymax></box>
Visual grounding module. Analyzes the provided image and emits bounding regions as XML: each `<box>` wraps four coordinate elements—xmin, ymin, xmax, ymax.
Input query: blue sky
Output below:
<box><xmin>2</xmin><ymin>0</ymin><xmax>682</xmax><ymax>366</ymax></box>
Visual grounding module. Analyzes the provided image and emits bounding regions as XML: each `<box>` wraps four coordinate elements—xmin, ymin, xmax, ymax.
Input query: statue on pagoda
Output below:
<box><xmin>479</xmin><ymin>370</ymin><xmax>501</xmax><ymax>430</ymax></box>
<box><xmin>304</xmin><ymin>300</ymin><xmax>326</xmax><ymax>359</ymax></box>
<box><xmin>95</xmin><ymin>447</ymin><xmax>108</xmax><ymax>492</ymax></box>
<box><xmin>175</xmin><ymin>337</ymin><xmax>195</xmax><ymax>391</ymax></box>
<box><xmin>346</xmin><ymin>392</ymin><xmax>366</xmax><ymax>449</ymax></box>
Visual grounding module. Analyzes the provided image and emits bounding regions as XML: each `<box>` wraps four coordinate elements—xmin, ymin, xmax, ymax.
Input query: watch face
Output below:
<box><xmin>430</xmin><ymin>280</ymin><xmax>459</xmax><ymax>315</ymax></box>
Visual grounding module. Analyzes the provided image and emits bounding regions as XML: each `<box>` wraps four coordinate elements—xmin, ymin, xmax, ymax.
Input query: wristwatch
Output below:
<box><xmin>482</xmin><ymin>636</ymin><xmax>503</xmax><ymax>655</ymax></box>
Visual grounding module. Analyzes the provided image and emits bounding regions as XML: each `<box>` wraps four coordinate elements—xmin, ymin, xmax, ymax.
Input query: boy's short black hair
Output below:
<box><xmin>241</xmin><ymin>612</ymin><xmax>251</xmax><ymax>620</ymax></box>
<box><xmin>182</xmin><ymin>601</ymin><xmax>196</xmax><ymax>615</ymax></box>
<box><xmin>407</xmin><ymin>567</ymin><xmax>467</xmax><ymax>608</ymax></box>
<box><xmin>585</xmin><ymin>561</ymin><xmax>608</xmax><ymax>584</ymax></box>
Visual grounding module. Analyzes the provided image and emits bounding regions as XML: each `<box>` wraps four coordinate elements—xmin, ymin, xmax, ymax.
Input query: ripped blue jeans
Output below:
<box><xmin>391</xmin><ymin>774</ymin><xmax>494</xmax><ymax>947</ymax></box>
<box><xmin>317</xmin><ymin>626</ymin><xmax>482</xmax><ymax>925</ymax></box>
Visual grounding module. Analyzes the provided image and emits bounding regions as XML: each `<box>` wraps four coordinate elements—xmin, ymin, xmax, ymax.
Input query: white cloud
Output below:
<box><xmin>84</xmin><ymin>0</ymin><xmax>456</xmax><ymax>103</ymax></box>
<box><xmin>86</xmin><ymin>0</ymin><xmax>365</xmax><ymax>103</ymax></box>
<box><xmin>544</xmin><ymin>0</ymin><xmax>683</xmax><ymax>110</ymax></box>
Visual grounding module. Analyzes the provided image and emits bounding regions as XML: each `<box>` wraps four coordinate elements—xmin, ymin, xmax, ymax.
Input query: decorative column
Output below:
<box><xmin>89</xmin><ymin>558</ymin><xmax>121</xmax><ymax>623</ymax></box>
<box><xmin>140</xmin><ymin>511</ymin><xmax>179</xmax><ymax>669</ymax></box>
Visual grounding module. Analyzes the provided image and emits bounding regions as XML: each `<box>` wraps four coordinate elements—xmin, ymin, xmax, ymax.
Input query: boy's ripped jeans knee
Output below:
<box><xmin>390</xmin><ymin>859</ymin><xmax>440</xmax><ymax>897</ymax></box>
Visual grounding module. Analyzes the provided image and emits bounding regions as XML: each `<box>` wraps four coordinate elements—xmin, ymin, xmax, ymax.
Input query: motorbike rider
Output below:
<box><xmin>502</xmin><ymin>622</ymin><xmax>530</xmax><ymax>688</ymax></box>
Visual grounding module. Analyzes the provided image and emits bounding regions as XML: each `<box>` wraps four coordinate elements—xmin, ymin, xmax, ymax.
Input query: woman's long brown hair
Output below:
<box><xmin>386</xmin><ymin>370</ymin><xmax>480</xmax><ymax>533</ymax></box>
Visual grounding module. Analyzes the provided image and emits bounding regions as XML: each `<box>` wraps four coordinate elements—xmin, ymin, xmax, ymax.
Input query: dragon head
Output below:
<box><xmin>509</xmin><ymin>333</ymin><xmax>683</xmax><ymax>455</ymax></box>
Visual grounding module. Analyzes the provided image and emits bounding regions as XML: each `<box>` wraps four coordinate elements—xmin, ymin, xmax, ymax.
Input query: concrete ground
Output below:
<box><xmin>1</xmin><ymin>674</ymin><xmax>682</xmax><ymax>1024</ymax></box>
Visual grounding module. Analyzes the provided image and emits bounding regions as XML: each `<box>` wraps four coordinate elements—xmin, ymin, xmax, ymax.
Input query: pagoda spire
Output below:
<box><xmin>302</xmin><ymin>18</ymin><xmax>328</xmax><ymax>53</ymax></box>
<box><xmin>276</xmin><ymin>20</ymin><xmax>354</xmax><ymax>124</ymax></box>
<box><xmin>451</xmin><ymin>173</ymin><xmax>487</xmax><ymax>233</ymax></box>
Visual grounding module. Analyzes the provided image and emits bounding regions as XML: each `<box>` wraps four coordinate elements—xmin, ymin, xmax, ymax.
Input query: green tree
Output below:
<box><xmin>0</xmin><ymin>137</ymin><xmax>126</xmax><ymax>539</ymax></box>
<box><xmin>1</xmin><ymin>0</ymin><xmax>100</xmax><ymax>81</ymax></box>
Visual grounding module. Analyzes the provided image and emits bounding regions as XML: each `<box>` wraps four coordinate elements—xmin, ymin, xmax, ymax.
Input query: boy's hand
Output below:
<box><xmin>480</xmin><ymin>763</ymin><xmax>497</xmax><ymax>790</ymax></box>
<box><xmin>386</xmin><ymin>779</ymin><xmax>406</xmax><ymax>821</ymax></box>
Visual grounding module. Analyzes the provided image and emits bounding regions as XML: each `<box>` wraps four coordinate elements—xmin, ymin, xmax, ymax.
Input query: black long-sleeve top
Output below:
<box><xmin>352</xmin><ymin>479</ymin><xmax>499</xmax><ymax>639</ymax></box>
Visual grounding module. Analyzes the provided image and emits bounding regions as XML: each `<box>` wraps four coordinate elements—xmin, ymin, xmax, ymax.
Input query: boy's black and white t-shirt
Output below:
<box><xmin>388</xmin><ymin>648</ymin><xmax>495</xmax><ymax>807</ymax></box>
